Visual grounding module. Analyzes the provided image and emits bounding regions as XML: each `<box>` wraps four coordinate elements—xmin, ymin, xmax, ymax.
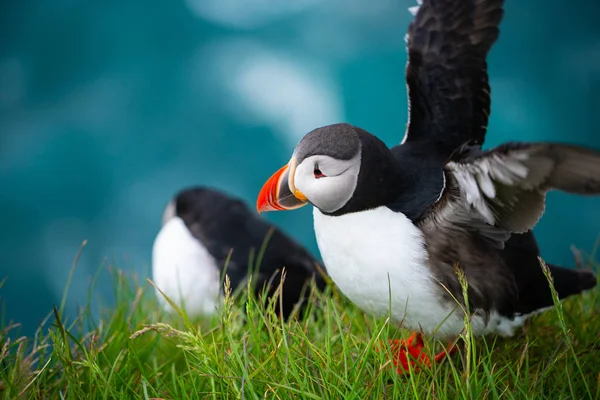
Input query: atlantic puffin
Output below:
<box><xmin>255</xmin><ymin>0</ymin><xmax>599</xmax><ymax>373</ymax></box>
<box><xmin>152</xmin><ymin>186</ymin><xmax>327</xmax><ymax>321</ymax></box>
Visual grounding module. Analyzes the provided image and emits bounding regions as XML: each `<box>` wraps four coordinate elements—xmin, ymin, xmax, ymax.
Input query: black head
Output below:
<box><xmin>293</xmin><ymin>123</ymin><xmax>362</xmax><ymax>164</ymax></box>
<box><xmin>164</xmin><ymin>186</ymin><xmax>248</xmax><ymax>226</ymax></box>
<box><xmin>257</xmin><ymin>122</ymin><xmax>399</xmax><ymax>216</ymax></box>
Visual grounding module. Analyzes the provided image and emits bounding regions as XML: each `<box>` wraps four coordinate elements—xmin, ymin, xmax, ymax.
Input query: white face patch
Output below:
<box><xmin>293</xmin><ymin>153</ymin><xmax>361</xmax><ymax>214</ymax></box>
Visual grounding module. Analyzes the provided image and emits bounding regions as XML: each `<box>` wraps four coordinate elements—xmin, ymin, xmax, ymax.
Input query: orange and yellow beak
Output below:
<box><xmin>256</xmin><ymin>158</ymin><xmax>309</xmax><ymax>213</ymax></box>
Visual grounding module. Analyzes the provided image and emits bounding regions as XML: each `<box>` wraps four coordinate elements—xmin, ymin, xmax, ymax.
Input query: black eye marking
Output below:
<box><xmin>313</xmin><ymin>163</ymin><xmax>325</xmax><ymax>179</ymax></box>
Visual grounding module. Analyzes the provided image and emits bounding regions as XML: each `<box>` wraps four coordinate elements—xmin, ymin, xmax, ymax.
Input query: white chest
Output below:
<box><xmin>152</xmin><ymin>217</ymin><xmax>222</xmax><ymax>317</ymax></box>
<box><xmin>312</xmin><ymin>206</ymin><xmax>464</xmax><ymax>337</ymax></box>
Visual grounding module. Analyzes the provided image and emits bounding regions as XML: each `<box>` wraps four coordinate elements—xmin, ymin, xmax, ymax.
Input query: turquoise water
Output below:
<box><xmin>1</xmin><ymin>0</ymin><xmax>599</xmax><ymax>335</ymax></box>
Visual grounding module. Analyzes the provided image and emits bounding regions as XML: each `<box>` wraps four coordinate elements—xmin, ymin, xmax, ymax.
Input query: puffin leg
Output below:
<box><xmin>388</xmin><ymin>331</ymin><xmax>431</xmax><ymax>373</ymax></box>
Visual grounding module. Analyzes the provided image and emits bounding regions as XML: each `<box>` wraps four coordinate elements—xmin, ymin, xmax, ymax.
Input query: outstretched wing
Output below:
<box><xmin>440</xmin><ymin>142</ymin><xmax>600</xmax><ymax>244</ymax></box>
<box><xmin>401</xmin><ymin>0</ymin><xmax>504</xmax><ymax>155</ymax></box>
<box><xmin>416</xmin><ymin>143</ymin><xmax>600</xmax><ymax>319</ymax></box>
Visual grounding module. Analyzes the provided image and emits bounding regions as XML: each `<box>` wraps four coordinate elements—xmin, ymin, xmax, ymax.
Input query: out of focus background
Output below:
<box><xmin>1</xmin><ymin>0</ymin><xmax>599</xmax><ymax>336</ymax></box>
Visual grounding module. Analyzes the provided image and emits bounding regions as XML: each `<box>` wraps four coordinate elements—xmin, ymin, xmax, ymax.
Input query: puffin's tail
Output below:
<box><xmin>546</xmin><ymin>263</ymin><xmax>597</xmax><ymax>301</ymax></box>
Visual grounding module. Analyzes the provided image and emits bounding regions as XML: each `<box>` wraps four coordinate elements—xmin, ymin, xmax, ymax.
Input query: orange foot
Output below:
<box><xmin>388</xmin><ymin>332</ymin><xmax>458</xmax><ymax>374</ymax></box>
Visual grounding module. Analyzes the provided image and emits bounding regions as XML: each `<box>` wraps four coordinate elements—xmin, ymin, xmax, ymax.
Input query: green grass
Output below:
<box><xmin>1</xmin><ymin>252</ymin><xmax>599</xmax><ymax>400</ymax></box>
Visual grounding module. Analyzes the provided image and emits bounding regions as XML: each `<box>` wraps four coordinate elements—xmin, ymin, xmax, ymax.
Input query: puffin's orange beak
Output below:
<box><xmin>256</xmin><ymin>158</ymin><xmax>308</xmax><ymax>213</ymax></box>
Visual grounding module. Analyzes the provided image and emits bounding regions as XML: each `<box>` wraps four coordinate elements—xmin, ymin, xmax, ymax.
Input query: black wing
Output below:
<box><xmin>402</xmin><ymin>0</ymin><xmax>504</xmax><ymax>155</ymax></box>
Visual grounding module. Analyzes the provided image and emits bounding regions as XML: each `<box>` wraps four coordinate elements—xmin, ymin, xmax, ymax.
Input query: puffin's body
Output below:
<box><xmin>152</xmin><ymin>187</ymin><xmax>327</xmax><ymax>320</ymax></box>
<box><xmin>313</xmin><ymin>197</ymin><xmax>594</xmax><ymax>339</ymax></box>
<box><xmin>256</xmin><ymin>0</ymin><xmax>599</xmax><ymax>372</ymax></box>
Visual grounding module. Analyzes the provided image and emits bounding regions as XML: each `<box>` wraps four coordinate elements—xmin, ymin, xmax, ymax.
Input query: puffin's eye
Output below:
<box><xmin>313</xmin><ymin>163</ymin><xmax>325</xmax><ymax>179</ymax></box>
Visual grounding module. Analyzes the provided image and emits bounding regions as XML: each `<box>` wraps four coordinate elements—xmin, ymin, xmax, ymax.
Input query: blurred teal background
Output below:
<box><xmin>1</xmin><ymin>0</ymin><xmax>599</xmax><ymax>336</ymax></box>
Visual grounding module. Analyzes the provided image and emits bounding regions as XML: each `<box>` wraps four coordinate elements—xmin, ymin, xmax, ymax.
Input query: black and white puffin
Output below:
<box><xmin>256</xmin><ymin>0</ymin><xmax>599</xmax><ymax>372</ymax></box>
<box><xmin>152</xmin><ymin>186</ymin><xmax>327</xmax><ymax>321</ymax></box>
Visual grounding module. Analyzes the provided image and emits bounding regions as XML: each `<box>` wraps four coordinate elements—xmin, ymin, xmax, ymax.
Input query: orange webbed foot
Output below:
<box><xmin>385</xmin><ymin>332</ymin><xmax>459</xmax><ymax>374</ymax></box>
<box><xmin>388</xmin><ymin>332</ymin><xmax>430</xmax><ymax>373</ymax></box>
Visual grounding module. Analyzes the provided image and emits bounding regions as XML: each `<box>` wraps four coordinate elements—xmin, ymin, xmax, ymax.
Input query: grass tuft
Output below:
<box><xmin>0</xmin><ymin>254</ymin><xmax>599</xmax><ymax>399</ymax></box>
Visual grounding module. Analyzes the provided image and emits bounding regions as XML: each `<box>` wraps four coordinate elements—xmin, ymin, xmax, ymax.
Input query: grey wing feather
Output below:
<box><xmin>446</xmin><ymin>142</ymin><xmax>600</xmax><ymax>238</ymax></box>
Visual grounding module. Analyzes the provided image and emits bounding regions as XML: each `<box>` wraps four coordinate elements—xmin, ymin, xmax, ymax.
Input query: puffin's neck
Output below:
<box><xmin>325</xmin><ymin>136</ymin><xmax>446</xmax><ymax>220</ymax></box>
<box><xmin>386</xmin><ymin>142</ymin><xmax>447</xmax><ymax>222</ymax></box>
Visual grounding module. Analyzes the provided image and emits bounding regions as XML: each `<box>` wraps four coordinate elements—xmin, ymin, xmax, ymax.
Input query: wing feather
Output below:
<box><xmin>402</xmin><ymin>0</ymin><xmax>505</xmax><ymax>155</ymax></box>
<box><xmin>441</xmin><ymin>143</ymin><xmax>600</xmax><ymax>243</ymax></box>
